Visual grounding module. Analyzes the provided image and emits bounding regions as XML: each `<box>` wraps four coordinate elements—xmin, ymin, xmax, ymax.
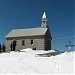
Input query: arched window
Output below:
<box><xmin>22</xmin><ymin>40</ymin><xmax>25</xmax><ymax>46</ymax></box>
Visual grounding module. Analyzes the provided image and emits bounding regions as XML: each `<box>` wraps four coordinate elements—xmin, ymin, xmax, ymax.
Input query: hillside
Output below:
<box><xmin>0</xmin><ymin>49</ymin><xmax>74</xmax><ymax>74</ymax></box>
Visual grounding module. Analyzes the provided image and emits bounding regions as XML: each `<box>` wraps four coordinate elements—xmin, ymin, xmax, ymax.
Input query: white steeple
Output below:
<box><xmin>42</xmin><ymin>12</ymin><xmax>46</xmax><ymax>18</ymax></box>
<box><xmin>41</xmin><ymin>12</ymin><xmax>48</xmax><ymax>28</ymax></box>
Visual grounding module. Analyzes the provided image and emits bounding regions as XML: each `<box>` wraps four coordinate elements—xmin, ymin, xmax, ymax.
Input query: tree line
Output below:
<box><xmin>0</xmin><ymin>43</ymin><xmax>6</xmax><ymax>52</ymax></box>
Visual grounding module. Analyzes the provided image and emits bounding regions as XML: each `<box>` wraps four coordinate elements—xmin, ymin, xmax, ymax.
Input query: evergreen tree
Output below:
<box><xmin>0</xmin><ymin>43</ymin><xmax>1</xmax><ymax>52</ymax></box>
<box><xmin>2</xmin><ymin>43</ymin><xmax>6</xmax><ymax>52</ymax></box>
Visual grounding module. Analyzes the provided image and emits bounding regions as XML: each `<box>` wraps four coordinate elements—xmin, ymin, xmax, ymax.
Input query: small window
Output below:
<box><xmin>31</xmin><ymin>40</ymin><xmax>33</xmax><ymax>45</ymax></box>
<box><xmin>22</xmin><ymin>40</ymin><xmax>25</xmax><ymax>46</ymax></box>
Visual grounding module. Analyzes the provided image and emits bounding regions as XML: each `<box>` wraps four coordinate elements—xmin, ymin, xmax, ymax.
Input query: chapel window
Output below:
<box><xmin>22</xmin><ymin>40</ymin><xmax>25</xmax><ymax>46</ymax></box>
<box><xmin>31</xmin><ymin>40</ymin><xmax>33</xmax><ymax>45</ymax></box>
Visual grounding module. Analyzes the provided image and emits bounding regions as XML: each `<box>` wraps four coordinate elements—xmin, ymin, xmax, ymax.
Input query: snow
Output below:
<box><xmin>0</xmin><ymin>49</ymin><xmax>74</xmax><ymax>74</ymax></box>
<box><xmin>20</xmin><ymin>48</ymin><xmax>32</xmax><ymax>52</ymax></box>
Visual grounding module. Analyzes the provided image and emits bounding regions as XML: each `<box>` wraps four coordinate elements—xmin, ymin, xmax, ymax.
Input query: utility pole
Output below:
<box><xmin>65</xmin><ymin>41</ymin><xmax>74</xmax><ymax>50</ymax></box>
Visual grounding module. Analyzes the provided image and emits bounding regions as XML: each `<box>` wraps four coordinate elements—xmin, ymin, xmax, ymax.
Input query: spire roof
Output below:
<box><xmin>42</xmin><ymin>12</ymin><xmax>46</xmax><ymax>18</ymax></box>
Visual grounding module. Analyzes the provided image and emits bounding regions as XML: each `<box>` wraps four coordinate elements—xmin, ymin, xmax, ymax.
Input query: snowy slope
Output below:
<box><xmin>0</xmin><ymin>49</ymin><xmax>74</xmax><ymax>74</ymax></box>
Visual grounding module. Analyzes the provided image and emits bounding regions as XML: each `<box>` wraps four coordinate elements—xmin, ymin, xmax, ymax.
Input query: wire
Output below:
<box><xmin>52</xmin><ymin>36</ymin><xmax>75</xmax><ymax>40</ymax></box>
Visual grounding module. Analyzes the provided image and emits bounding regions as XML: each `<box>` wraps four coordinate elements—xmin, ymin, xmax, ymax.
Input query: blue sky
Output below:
<box><xmin>0</xmin><ymin>0</ymin><xmax>74</xmax><ymax>51</ymax></box>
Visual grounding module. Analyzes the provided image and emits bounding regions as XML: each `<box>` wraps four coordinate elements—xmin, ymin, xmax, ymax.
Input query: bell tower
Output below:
<box><xmin>41</xmin><ymin>12</ymin><xmax>48</xmax><ymax>28</ymax></box>
<box><xmin>41</xmin><ymin>12</ymin><xmax>52</xmax><ymax>50</ymax></box>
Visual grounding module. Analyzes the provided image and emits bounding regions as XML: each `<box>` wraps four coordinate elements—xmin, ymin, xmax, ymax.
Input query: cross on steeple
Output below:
<box><xmin>65</xmin><ymin>41</ymin><xmax>74</xmax><ymax>50</ymax></box>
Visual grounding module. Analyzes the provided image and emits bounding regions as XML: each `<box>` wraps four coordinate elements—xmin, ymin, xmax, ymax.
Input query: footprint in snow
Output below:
<box><xmin>55</xmin><ymin>60</ymin><xmax>61</xmax><ymax>72</ymax></box>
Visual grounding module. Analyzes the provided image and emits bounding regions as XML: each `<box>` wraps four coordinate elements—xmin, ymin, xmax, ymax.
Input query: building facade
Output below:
<box><xmin>5</xmin><ymin>12</ymin><xmax>52</xmax><ymax>52</ymax></box>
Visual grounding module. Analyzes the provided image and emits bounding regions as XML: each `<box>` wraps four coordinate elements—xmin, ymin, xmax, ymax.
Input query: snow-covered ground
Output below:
<box><xmin>0</xmin><ymin>48</ymin><xmax>74</xmax><ymax>74</ymax></box>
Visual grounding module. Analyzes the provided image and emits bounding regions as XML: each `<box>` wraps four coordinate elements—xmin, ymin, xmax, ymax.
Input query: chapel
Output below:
<box><xmin>5</xmin><ymin>12</ymin><xmax>52</xmax><ymax>52</ymax></box>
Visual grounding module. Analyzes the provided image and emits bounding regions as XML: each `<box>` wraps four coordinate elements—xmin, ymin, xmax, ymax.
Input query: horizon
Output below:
<box><xmin>0</xmin><ymin>0</ymin><xmax>74</xmax><ymax>51</ymax></box>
